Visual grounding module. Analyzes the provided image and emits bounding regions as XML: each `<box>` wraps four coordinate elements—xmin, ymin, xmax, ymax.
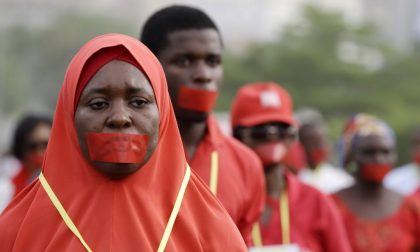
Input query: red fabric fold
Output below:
<box><xmin>0</xmin><ymin>34</ymin><xmax>246</xmax><ymax>251</ymax></box>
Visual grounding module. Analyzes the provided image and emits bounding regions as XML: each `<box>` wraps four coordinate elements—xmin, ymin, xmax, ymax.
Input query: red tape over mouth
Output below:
<box><xmin>177</xmin><ymin>85</ymin><xmax>219</xmax><ymax>112</ymax></box>
<box><xmin>85</xmin><ymin>132</ymin><xmax>149</xmax><ymax>164</ymax></box>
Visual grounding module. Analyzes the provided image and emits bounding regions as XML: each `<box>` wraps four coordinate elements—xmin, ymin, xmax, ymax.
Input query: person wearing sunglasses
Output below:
<box><xmin>0</xmin><ymin>114</ymin><xmax>51</xmax><ymax>212</ymax></box>
<box><xmin>231</xmin><ymin>82</ymin><xmax>351</xmax><ymax>252</ymax></box>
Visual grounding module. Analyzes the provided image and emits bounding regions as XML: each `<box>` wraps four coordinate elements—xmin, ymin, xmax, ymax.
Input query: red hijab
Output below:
<box><xmin>0</xmin><ymin>34</ymin><xmax>246</xmax><ymax>251</ymax></box>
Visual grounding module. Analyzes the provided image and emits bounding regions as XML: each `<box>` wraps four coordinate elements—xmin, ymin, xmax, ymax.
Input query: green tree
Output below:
<box><xmin>0</xmin><ymin>13</ymin><xmax>135</xmax><ymax>115</ymax></box>
<box><xmin>220</xmin><ymin>5</ymin><xmax>420</xmax><ymax>164</ymax></box>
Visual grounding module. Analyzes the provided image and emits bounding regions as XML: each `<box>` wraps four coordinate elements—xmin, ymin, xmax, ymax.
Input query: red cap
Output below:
<box><xmin>231</xmin><ymin>82</ymin><xmax>297</xmax><ymax>128</ymax></box>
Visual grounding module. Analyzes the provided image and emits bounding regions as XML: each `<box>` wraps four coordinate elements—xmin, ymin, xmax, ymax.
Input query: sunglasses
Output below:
<box><xmin>26</xmin><ymin>140</ymin><xmax>48</xmax><ymax>151</ymax></box>
<box><xmin>237</xmin><ymin>124</ymin><xmax>297</xmax><ymax>141</ymax></box>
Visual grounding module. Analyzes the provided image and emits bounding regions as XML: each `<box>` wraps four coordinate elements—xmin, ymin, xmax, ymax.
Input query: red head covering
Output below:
<box><xmin>231</xmin><ymin>82</ymin><xmax>297</xmax><ymax>128</ymax></box>
<box><xmin>0</xmin><ymin>34</ymin><xmax>246</xmax><ymax>251</ymax></box>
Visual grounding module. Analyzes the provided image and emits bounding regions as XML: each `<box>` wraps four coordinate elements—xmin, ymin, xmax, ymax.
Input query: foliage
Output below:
<box><xmin>220</xmin><ymin>5</ymin><xmax>420</xmax><ymax>164</ymax></box>
<box><xmin>0</xmin><ymin>13</ymin><xmax>135</xmax><ymax>115</ymax></box>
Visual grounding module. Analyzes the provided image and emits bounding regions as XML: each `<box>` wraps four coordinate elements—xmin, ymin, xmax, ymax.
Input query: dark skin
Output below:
<box><xmin>336</xmin><ymin>134</ymin><xmax>402</xmax><ymax>219</ymax></box>
<box><xmin>157</xmin><ymin>29</ymin><xmax>223</xmax><ymax>159</ymax></box>
<box><xmin>237</xmin><ymin>122</ymin><xmax>296</xmax><ymax>224</ymax></box>
<box><xmin>74</xmin><ymin>60</ymin><xmax>160</xmax><ymax>180</ymax></box>
<box><xmin>299</xmin><ymin>123</ymin><xmax>329</xmax><ymax>169</ymax></box>
<box><xmin>410</xmin><ymin>128</ymin><xmax>420</xmax><ymax>162</ymax></box>
<box><xmin>23</xmin><ymin>122</ymin><xmax>51</xmax><ymax>173</ymax></box>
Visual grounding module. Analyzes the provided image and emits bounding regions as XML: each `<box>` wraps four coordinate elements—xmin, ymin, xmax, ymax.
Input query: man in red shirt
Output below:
<box><xmin>140</xmin><ymin>5</ymin><xmax>265</xmax><ymax>242</ymax></box>
<box><xmin>231</xmin><ymin>82</ymin><xmax>351</xmax><ymax>251</ymax></box>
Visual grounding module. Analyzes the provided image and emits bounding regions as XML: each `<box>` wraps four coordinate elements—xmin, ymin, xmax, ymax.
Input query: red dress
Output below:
<box><xmin>257</xmin><ymin>173</ymin><xmax>351</xmax><ymax>252</ymax></box>
<box><xmin>332</xmin><ymin>195</ymin><xmax>420</xmax><ymax>252</ymax></box>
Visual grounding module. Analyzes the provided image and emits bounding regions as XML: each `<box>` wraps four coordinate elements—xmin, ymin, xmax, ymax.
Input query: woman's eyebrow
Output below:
<box><xmin>84</xmin><ymin>87</ymin><xmax>110</xmax><ymax>95</ymax></box>
<box><xmin>126</xmin><ymin>87</ymin><xmax>145</xmax><ymax>93</ymax></box>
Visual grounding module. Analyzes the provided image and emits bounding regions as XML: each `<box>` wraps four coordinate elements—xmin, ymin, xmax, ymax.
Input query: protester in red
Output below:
<box><xmin>333</xmin><ymin>113</ymin><xmax>420</xmax><ymax>252</ymax></box>
<box><xmin>231</xmin><ymin>82</ymin><xmax>351</xmax><ymax>251</ymax></box>
<box><xmin>298</xmin><ymin>120</ymin><xmax>354</xmax><ymax>194</ymax></box>
<box><xmin>0</xmin><ymin>34</ymin><xmax>247</xmax><ymax>251</ymax></box>
<box><xmin>0</xmin><ymin>115</ymin><xmax>52</xmax><ymax>212</ymax></box>
<box><xmin>140</xmin><ymin>5</ymin><xmax>265</xmax><ymax>242</ymax></box>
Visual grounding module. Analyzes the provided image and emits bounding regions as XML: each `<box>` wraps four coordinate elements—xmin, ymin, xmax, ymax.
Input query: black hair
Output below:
<box><xmin>11</xmin><ymin>114</ymin><xmax>52</xmax><ymax>160</ymax></box>
<box><xmin>140</xmin><ymin>5</ymin><xmax>221</xmax><ymax>56</ymax></box>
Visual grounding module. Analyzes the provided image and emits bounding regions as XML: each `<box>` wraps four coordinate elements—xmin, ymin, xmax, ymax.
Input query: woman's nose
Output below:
<box><xmin>106</xmin><ymin>101</ymin><xmax>132</xmax><ymax>129</ymax></box>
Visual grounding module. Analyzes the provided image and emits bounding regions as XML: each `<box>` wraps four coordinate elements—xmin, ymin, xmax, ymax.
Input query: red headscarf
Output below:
<box><xmin>0</xmin><ymin>34</ymin><xmax>246</xmax><ymax>251</ymax></box>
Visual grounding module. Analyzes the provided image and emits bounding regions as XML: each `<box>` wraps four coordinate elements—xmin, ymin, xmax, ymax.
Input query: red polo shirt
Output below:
<box><xmin>189</xmin><ymin>115</ymin><xmax>265</xmax><ymax>242</ymax></box>
<box><xmin>257</xmin><ymin>173</ymin><xmax>351</xmax><ymax>252</ymax></box>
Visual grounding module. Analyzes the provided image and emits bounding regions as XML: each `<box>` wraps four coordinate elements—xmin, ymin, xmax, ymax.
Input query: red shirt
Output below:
<box><xmin>189</xmin><ymin>115</ymin><xmax>265</xmax><ymax>241</ymax></box>
<box><xmin>258</xmin><ymin>173</ymin><xmax>351</xmax><ymax>252</ymax></box>
<box><xmin>333</xmin><ymin>195</ymin><xmax>420</xmax><ymax>252</ymax></box>
<box><xmin>11</xmin><ymin>165</ymin><xmax>32</xmax><ymax>196</ymax></box>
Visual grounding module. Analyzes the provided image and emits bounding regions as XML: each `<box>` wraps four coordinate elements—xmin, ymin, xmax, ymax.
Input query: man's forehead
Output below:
<box><xmin>165</xmin><ymin>29</ymin><xmax>222</xmax><ymax>52</ymax></box>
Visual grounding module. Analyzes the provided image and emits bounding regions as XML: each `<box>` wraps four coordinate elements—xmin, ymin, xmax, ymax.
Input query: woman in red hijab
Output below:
<box><xmin>0</xmin><ymin>34</ymin><xmax>246</xmax><ymax>251</ymax></box>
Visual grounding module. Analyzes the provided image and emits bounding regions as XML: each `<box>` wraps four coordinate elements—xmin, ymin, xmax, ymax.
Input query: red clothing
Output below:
<box><xmin>332</xmin><ymin>195</ymin><xmax>420</xmax><ymax>252</ymax></box>
<box><xmin>0</xmin><ymin>34</ymin><xmax>247</xmax><ymax>251</ymax></box>
<box><xmin>189</xmin><ymin>115</ymin><xmax>265</xmax><ymax>241</ymax></box>
<box><xmin>11</xmin><ymin>166</ymin><xmax>33</xmax><ymax>196</ymax></box>
<box><xmin>258</xmin><ymin>173</ymin><xmax>351</xmax><ymax>252</ymax></box>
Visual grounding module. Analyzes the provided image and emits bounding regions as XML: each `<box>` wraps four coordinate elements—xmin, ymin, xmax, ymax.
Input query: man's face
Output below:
<box><xmin>236</xmin><ymin>122</ymin><xmax>297</xmax><ymax>168</ymax></box>
<box><xmin>157</xmin><ymin>29</ymin><xmax>223</xmax><ymax>122</ymax></box>
<box><xmin>74</xmin><ymin>60</ymin><xmax>160</xmax><ymax>179</ymax></box>
<box><xmin>299</xmin><ymin>124</ymin><xmax>329</xmax><ymax>168</ymax></box>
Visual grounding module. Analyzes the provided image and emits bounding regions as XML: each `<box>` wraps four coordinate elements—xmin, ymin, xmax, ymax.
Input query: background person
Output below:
<box><xmin>231</xmin><ymin>82</ymin><xmax>351</xmax><ymax>252</ymax></box>
<box><xmin>140</xmin><ymin>5</ymin><xmax>265</xmax><ymax>242</ymax></box>
<box><xmin>333</xmin><ymin>113</ymin><xmax>420</xmax><ymax>252</ymax></box>
<box><xmin>298</xmin><ymin>120</ymin><xmax>354</xmax><ymax>194</ymax></box>
<box><xmin>0</xmin><ymin>114</ymin><xmax>51</xmax><ymax>212</ymax></box>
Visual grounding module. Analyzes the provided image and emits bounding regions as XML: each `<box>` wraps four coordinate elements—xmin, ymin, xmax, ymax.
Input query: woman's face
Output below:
<box><xmin>23</xmin><ymin>123</ymin><xmax>51</xmax><ymax>170</ymax></box>
<box><xmin>74</xmin><ymin>60</ymin><xmax>160</xmax><ymax>179</ymax></box>
<box><xmin>352</xmin><ymin>134</ymin><xmax>395</xmax><ymax>166</ymax></box>
<box><xmin>352</xmin><ymin>134</ymin><xmax>396</xmax><ymax>183</ymax></box>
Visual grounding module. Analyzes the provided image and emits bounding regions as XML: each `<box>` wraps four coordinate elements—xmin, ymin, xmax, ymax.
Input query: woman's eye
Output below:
<box><xmin>88</xmin><ymin>100</ymin><xmax>108</xmax><ymax>110</ymax></box>
<box><xmin>130</xmin><ymin>98</ymin><xmax>148</xmax><ymax>108</ymax></box>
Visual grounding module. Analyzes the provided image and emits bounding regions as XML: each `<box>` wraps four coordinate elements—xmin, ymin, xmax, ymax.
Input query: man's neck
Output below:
<box><xmin>265</xmin><ymin>164</ymin><xmax>286</xmax><ymax>198</ymax></box>
<box><xmin>178</xmin><ymin>119</ymin><xmax>208</xmax><ymax>160</ymax></box>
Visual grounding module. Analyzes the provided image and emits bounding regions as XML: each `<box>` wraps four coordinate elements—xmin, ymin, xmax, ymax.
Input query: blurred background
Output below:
<box><xmin>1</xmin><ymin>0</ymin><xmax>420</xmax><ymax>164</ymax></box>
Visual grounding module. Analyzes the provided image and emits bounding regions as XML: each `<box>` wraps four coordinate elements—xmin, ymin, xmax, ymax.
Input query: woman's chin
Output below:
<box><xmin>92</xmin><ymin>161</ymin><xmax>141</xmax><ymax>180</ymax></box>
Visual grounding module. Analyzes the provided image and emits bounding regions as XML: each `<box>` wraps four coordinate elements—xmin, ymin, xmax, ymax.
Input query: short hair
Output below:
<box><xmin>11</xmin><ymin>114</ymin><xmax>52</xmax><ymax>160</ymax></box>
<box><xmin>140</xmin><ymin>5</ymin><xmax>221</xmax><ymax>56</ymax></box>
